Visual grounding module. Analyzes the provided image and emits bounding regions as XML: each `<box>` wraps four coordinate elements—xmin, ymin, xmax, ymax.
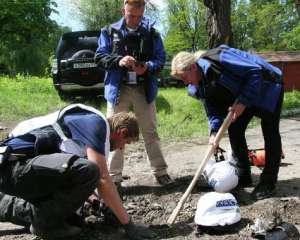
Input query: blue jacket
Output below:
<box><xmin>188</xmin><ymin>45</ymin><xmax>283</xmax><ymax>133</ymax></box>
<box><xmin>95</xmin><ymin>17</ymin><xmax>166</xmax><ymax>104</ymax></box>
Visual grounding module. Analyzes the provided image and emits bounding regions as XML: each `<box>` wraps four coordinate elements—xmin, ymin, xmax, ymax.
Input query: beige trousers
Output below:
<box><xmin>106</xmin><ymin>85</ymin><xmax>168</xmax><ymax>182</ymax></box>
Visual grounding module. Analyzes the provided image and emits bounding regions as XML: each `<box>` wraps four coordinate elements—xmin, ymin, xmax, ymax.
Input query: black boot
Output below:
<box><xmin>30</xmin><ymin>206</ymin><xmax>82</xmax><ymax>239</ymax></box>
<box><xmin>237</xmin><ymin>174</ymin><xmax>253</xmax><ymax>188</ymax></box>
<box><xmin>30</xmin><ymin>221</ymin><xmax>82</xmax><ymax>239</ymax></box>
<box><xmin>251</xmin><ymin>182</ymin><xmax>276</xmax><ymax>200</ymax></box>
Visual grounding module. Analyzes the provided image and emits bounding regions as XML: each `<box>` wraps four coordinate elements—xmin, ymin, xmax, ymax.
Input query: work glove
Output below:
<box><xmin>123</xmin><ymin>219</ymin><xmax>157</xmax><ymax>240</ymax></box>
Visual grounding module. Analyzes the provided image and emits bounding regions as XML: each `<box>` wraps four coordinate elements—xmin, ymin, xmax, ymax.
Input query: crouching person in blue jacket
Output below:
<box><xmin>171</xmin><ymin>45</ymin><xmax>284</xmax><ymax>200</ymax></box>
<box><xmin>0</xmin><ymin>104</ymin><xmax>156</xmax><ymax>239</ymax></box>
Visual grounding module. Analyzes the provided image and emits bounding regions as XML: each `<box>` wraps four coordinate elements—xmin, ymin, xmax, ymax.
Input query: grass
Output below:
<box><xmin>283</xmin><ymin>90</ymin><xmax>300</xmax><ymax>109</ymax></box>
<box><xmin>1</xmin><ymin>75</ymin><xmax>300</xmax><ymax>141</ymax></box>
<box><xmin>0</xmin><ymin>75</ymin><xmax>65</xmax><ymax>122</ymax></box>
<box><xmin>156</xmin><ymin>88</ymin><xmax>208</xmax><ymax>140</ymax></box>
<box><xmin>0</xmin><ymin>75</ymin><xmax>106</xmax><ymax>123</ymax></box>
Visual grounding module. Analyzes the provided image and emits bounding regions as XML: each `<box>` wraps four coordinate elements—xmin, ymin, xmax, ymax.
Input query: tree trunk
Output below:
<box><xmin>296</xmin><ymin>0</ymin><xmax>300</xmax><ymax>19</ymax></box>
<box><xmin>203</xmin><ymin>0</ymin><xmax>233</xmax><ymax>49</ymax></box>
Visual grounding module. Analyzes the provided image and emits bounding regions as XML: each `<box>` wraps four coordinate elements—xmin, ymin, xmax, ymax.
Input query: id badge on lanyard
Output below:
<box><xmin>127</xmin><ymin>71</ymin><xmax>137</xmax><ymax>84</ymax></box>
<box><xmin>124</xmin><ymin>44</ymin><xmax>138</xmax><ymax>85</ymax></box>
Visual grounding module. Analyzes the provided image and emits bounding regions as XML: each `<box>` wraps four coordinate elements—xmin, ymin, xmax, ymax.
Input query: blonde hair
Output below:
<box><xmin>171</xmin><ymin>50</ymin><xmax>207</xmax><ymax>77</ymax></box>
<box><xmin>107</xmin><ymin>112</ymin><xmax>139</xmax><ymax>142</ymax></box>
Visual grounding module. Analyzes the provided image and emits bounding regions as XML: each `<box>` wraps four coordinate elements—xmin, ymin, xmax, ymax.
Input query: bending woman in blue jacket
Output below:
<box><xmin>171</xmin><ymin>45</ymin><xmax>284</xmax><ymax>200</ymax></box>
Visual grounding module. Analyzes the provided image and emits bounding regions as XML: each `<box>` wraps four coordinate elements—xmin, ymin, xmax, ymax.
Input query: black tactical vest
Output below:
<box><xmin>108</xmin><ymin>25</ymin><xmax>157</xmax><ymax>62</ymax></box>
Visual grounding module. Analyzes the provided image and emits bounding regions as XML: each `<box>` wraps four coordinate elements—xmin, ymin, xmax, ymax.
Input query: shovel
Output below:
<box><xmin>167</xmin><ymin>108</ymin><xmax>235</xmax><ymax>225</ymax></box>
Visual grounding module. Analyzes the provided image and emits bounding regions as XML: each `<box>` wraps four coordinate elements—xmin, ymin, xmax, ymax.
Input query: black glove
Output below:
<box><xmin>123</xmin><ymin>219</ymin><xmax>157</xmax><ymax>240</ymax></box>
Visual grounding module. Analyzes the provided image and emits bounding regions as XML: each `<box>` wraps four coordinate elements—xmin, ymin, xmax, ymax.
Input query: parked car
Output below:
<box><xmin>158</xmin><ymin>62</ymin><xmax>185</xmax><ymax>88</ymax></box>
<box><xmin>51</xmin><ymin>31</ymin><xmax>105</xmax><ymax>99</ymax></box>
<box><xmin>0</xmin><ymin>64</ymin><xmax>9</xmax><ymax>75</ymax></box>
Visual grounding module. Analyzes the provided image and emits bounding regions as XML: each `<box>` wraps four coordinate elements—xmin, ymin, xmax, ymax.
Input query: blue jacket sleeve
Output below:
<box><xmin>95</xmin><ymin>28</ymin><xmax>123</xmax><ymax>71</ymax></box>
<box><xmin>146</xmin><ymin>31</ymin><xmax>166</xmax><ymax>73</ymax></box>
<box><xmin>221</xmin><ymin>48</ymin><xmax>263</xmax><ymax>108</ymax></box>
<box><xmin>203</xmin><ymin>100</ymin><xmax>224</xmax><ymax>134</ymax></box>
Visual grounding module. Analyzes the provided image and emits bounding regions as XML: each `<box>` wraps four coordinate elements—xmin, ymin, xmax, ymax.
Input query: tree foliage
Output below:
<box><xmin>1</xmin><ymin>0</ymin><xmax>299</xmax><ymax>75</ymax></box>
<box><xmin>164</xmin><ymin>0</ymin><xmax>207</xmax><ymax>57</ymax></box>
<box><xmin>283</xmin><ymin>22</ymin><xmax>300</xmax><ymax>50</ymax></box>
<box><xmin>164</xmin><ymin>0</ymin><xmax>299</xmax><ymax>54</ymax></box>
<box><xmin>232</xmin><ymin>0</ymin><xmax>299</xmax><ymax>50</ymax></box>
<box><xmin>72</xmin><ymin>0</ymin><xmax>123</xmax><ymax>30</ymax></box>
<box><xmin>0</xmin><ymin>0</ymin><xmax>64</xmax><ymax>75</ymax></box>
<box><xmin>71</xmin><ymin>0</ymin><xmax>160</xmax><ymax>31</ymax></box>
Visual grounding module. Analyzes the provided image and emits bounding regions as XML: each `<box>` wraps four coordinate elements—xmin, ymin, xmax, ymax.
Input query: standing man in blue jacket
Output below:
<box><xmin>95</xmin><ymin>0</ymin><xmax>172</xmax><ymax>187</ymax></box>
<box><xmin>171</xmin><ymin>45</ymin><xmax>284</xmax><ymax>200</ymax></box>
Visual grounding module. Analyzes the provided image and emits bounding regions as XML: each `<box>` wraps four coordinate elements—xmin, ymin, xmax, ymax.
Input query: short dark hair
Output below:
<box><xmin>124</xmin><ymin>0</ymin><xmax>145</xmax><ymax>7</ymax></box>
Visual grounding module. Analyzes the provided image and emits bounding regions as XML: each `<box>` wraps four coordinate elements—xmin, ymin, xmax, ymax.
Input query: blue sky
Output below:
<box><xmin>51</xmin><ymin>0</ymin><xmax>167</xmax><ymax>31</ymax></box>
<box><xmin>51</xmin><ymin>0</ymin><xmax>84</xmax><ymax>31</ymax></box>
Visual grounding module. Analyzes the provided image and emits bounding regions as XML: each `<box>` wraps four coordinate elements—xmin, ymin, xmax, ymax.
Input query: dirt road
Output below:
<box><xmin>0</xmin><ymin>114</ymin><xmax>299</xmax><ymax>240</ymax></box>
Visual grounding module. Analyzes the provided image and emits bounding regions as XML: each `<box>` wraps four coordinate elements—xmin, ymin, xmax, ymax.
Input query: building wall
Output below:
<box><xmin>271</xmin><ymin>62</ymin><xmax>300</xmax><ymax>91</ymax></box>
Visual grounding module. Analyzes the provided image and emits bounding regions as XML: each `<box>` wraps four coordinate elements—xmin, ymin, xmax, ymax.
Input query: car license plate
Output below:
<box><xmin>73</xmin><ymin>62</ymin><xmax>97</xmax><ymax>69</ymax></box>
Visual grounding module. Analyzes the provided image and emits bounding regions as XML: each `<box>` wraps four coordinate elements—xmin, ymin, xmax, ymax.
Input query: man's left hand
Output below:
<box><xmin>133</xmin><ymin>63</ymin><xmax>148</xmax><ymax>75</ymax></box>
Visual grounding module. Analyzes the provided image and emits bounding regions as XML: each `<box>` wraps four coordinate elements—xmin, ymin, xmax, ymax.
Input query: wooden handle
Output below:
<box><xmin>167</xmin><ymin>109</ymin><xmax>234</xmax><ymax>225</ymax></box>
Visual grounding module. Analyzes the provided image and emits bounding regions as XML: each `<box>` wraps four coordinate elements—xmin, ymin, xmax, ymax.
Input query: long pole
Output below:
<box><xmin>167</xmin><ymin>109</ymin><xmax>234</xmax><ymax>225</ymax></box>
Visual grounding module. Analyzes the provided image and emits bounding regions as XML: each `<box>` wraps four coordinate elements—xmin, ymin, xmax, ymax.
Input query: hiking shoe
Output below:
<box><xmin>30</xmin><ymin>221</ymin><xmax>82</xmax><ymax>239</ymax></box>
<box><xmin>251</xmin><ymin>183</ymin><xmax>275</xmax><ymax>200</ymax></box>
<box><xmin>155</xmin><ymin>174</ymin><xmax>173</xmax><ymax>186</ymax></box>
<box><xmin>237</xmin><ymin>175</ymin><xmax>253</xmax><ymax>188</ymax></box>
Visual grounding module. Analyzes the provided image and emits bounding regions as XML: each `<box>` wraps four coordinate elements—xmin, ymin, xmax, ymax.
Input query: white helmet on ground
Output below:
<box><xmin>203</xmin><ymin>160</ymin><xmax>239</xmax><ymax>193</ymax></box>
<box><xmin>194</xmin><ymin>192</ymin><xmax>241</xmax><ymax>227</ymax></box>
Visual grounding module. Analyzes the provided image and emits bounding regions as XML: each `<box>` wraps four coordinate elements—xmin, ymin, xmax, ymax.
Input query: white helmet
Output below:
<box><xmin>194</xmin><ymin>192</ymin><xmax>241</xmax><ymax>227</ymax></box>
<box><xmin>203</xmin><ymin>160</ymin><xmax>239</xmax><ymax>193</ymax></box>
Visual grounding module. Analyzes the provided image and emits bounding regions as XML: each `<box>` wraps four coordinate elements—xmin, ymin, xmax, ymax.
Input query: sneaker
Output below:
<box><xmin>251</xmin><ymin>183</ymin><xmax>275</xmax><ymax>200</ymax></box>
<box><xmin>155</xmin><ymin>174</ymin><xmax>173</xmax><ymax>186</ymax></box>
<box><xmin>237</xmin><ymin>175</ymin><xmax>253</xmax><ymax>188</ymax></box>
<box><xmin>30</xmin><ymin>221</ymin><xmax>82</xmax><ymax>239</ymax></box>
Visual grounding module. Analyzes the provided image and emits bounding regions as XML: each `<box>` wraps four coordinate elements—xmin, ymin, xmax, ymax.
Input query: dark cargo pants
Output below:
<box><xmin>0</xmin><ymin>153</ymin><xmax>99</xmax><ymax>227</ymax></box>
<box><xmin>228</xmin><ymin>89</ymin><xmax>284</xmax><ymax>185</ymax></box>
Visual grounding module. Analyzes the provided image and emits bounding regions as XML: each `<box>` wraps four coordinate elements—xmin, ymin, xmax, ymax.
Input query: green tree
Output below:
<box><xmin>71</xmin><ymin>0</ymin><xmax>160</xmax><ymax>31</ymax></box>
<box><xmin>0</xmin><ymin>0</ymin><xmax>61</xmax><ymax>75</ymax></box>
<box><xmin>232</xmin><ymin>0</ymin><xmax>298</xmax><ymax>51</ymax></box>
<box><xmin>164</xmin><ymin>0</ymin><xmax>207</xmax><ymax>57</ymax></box>
<box><xmin>72</xmin><ymin>0</ymin><xmax>123</xmax><ymax>30</ymax></box>
<box><xmin>231</xmin><ymin>0</ymin><xmax>254</xmax><ymax>50</ymax></box>
<box><xmin>296</xmin><ymin>0</ymin><xmax>300</xmax><ymax>18</ymax></box>
<box><xmin>283</xmin><ymin>22</ymin><xmax>300</xmax><ymax>50</ymax></box>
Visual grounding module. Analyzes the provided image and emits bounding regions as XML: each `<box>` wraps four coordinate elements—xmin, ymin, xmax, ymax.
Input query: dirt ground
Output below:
<box><xmin>0</xmin><ymin>113</ymin><xmax>299</xmax><ymax>240</ymax></box>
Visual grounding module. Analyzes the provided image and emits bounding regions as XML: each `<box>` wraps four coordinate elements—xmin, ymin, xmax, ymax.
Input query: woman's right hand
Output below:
<box><xmin>209</xmin><ymin>132</ymin><xmax>219</xmax><ymax>154</ymax></box>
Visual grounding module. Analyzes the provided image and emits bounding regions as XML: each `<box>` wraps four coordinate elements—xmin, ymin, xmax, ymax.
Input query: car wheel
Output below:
<box><xmin>56</xmin><ymin>89</ymin><xmax>76</xmax><ymax>101</ymax></box>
